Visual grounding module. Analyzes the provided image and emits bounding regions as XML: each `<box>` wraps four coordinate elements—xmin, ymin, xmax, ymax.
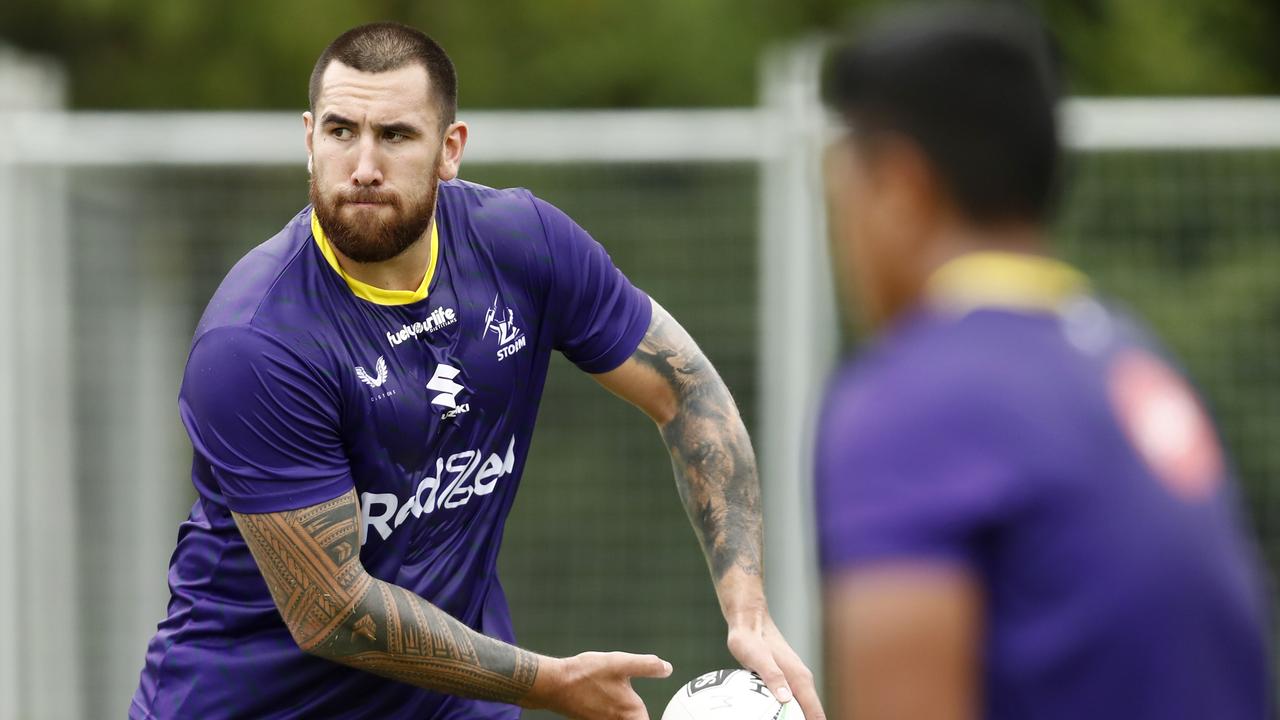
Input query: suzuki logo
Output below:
<box><xmin>427</xmin><ymin>364</ymin><xmax>464</xmax><ymax>408</ymax></box>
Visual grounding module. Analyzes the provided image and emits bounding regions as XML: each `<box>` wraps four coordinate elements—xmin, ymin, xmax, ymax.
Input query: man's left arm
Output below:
<box><xmin>594</xmin><ymin>297</ymin><xmax>826</xmax><ymax>720</ymax></box>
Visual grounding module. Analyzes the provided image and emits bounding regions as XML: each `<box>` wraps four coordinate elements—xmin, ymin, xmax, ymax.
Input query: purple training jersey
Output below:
<box><xmin>131</xmin><ymin>179</ymin><xmax>652</xmax><ymax>719</ymax></box>
<box><xmin>816</xmin><ymin>253</ymin><xmax>1271</xmax><ymax>719</ymax></box>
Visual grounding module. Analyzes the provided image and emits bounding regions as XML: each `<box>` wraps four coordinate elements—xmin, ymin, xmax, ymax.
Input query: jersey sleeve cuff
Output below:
<box><xmin>218</xmin><ymin>472</ymin><xmax>355</xmax><ymax>515</ymax></box>
<box><xmin>573</xmin><ymin>289</ymin><xmax>654</xmax><ymax>374</ymax></box>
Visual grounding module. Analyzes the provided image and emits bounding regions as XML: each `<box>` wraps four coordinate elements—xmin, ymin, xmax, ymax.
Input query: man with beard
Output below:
<box><xmin>131</xmin><ymin>22</ymin><xmax>822</xmax><ymax>720</ymax></box>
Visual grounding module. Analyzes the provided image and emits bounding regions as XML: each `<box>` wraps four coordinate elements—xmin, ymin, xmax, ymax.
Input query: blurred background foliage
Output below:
<box><xmin>1</xmin><ymin>0</ymin><xmax>1277</xmax><ymax>111</ymax></box>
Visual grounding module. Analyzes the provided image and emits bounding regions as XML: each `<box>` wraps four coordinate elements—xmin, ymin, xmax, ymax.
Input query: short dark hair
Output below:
<box><xmin>823</xmin><ymin>5</ymin><xmax>1062</xmax><ymax>224</ymax></box>
<box><xmin>309</xmin><ymin>22</ymin><xmax>457</xmax><ymax>129</ymax></box>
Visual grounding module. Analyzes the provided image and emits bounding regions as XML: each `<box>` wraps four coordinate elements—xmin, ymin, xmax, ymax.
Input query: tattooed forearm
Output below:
<box><xmin>232</xmin><ymin>491</ymin><xmax>539</xmax><ymax>703</ymax></box>
<box><xmin>632</xmin><ymin>303</ymin><xmax>764</xmax><ymax>583</ymax></box>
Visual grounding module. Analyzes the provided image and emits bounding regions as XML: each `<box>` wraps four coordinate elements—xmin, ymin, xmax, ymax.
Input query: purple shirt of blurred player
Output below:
<box><xmin>816</xmin><ymin>252</ymin><xmax>1271</xmax><ymax>719</ymax></box>
<box><xmin>130</xmin><ymin>180</ymin><xmax>651</xmax><ymax>719</ymax></box>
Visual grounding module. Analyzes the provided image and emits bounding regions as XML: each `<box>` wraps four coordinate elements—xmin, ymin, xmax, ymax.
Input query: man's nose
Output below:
<box><xmin>351</xmin><ymin>139</ymin><xmax>383</xmax><ymax>186</ymax></box>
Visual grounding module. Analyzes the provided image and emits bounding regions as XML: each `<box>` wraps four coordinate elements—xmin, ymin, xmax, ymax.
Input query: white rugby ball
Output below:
<box><xmin>661</xmin><ymin>669</ymin><xmax>806</xmax><ymax>720</ymax></box>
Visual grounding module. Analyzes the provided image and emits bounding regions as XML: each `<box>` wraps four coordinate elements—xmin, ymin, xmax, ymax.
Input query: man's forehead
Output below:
<box><xmin>316</xmin><ymin>61</ymin><xmax>434</xmax><ymax>124</ymax></box>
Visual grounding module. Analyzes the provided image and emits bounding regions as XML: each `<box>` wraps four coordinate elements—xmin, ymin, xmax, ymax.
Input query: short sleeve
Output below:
<box><xmin>534</xmin><ymin>197</ymin><xmax>652</xmax><ymax>373</ymax></box>
<box><xmin>180</xmin><ymin>325</ymin><xmax>353</xmax><ymax>514</ymax></box>
<box><xmin>815</xmin><ymin>367</ymin><xmax>1019</xmax><ymax>574</ymax></box>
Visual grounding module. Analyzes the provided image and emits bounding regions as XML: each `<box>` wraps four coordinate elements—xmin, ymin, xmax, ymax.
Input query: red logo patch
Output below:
<box><xmin>1107</xmin><ymin>350</ymin><xmax>1223</xmax><ymax>502</ymax></box>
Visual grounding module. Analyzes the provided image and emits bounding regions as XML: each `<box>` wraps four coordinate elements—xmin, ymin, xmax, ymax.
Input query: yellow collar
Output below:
<box><xmin>925</xmin><ymin>251</ymin><xmax>1088</xmax><ymax>314</ymax></box>
<box><xmin>310</xmin><ymin>210</ymin><xmax>439</xmax><ymax>306</ymax></box>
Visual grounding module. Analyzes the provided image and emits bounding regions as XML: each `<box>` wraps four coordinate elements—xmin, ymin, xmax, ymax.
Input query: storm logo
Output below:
<box><xmin>484</xmin><ymin>294</ymin><xmax>527</xmax><ymax>361</ymax></box>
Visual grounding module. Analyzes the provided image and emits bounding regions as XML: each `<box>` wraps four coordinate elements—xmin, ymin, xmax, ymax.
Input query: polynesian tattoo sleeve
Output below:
<box><xmin>232</xmin><ymin>491</ymin><xmax>539</xmax><ymax>702</ymax></box>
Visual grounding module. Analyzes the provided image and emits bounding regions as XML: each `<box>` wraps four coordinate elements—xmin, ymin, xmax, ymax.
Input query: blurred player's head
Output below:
<box><xmin>822</xmin><ymin>5</ymin><xmax>1061</xmax><ymax>327</ymax></box>
<box><xmin>305</xmin><ymin>22</ymin><xmax>466</xmax><ymax>264</ymax></box>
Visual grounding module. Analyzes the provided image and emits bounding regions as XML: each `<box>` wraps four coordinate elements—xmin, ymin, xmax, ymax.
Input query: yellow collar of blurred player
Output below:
<box><xmin>926</xmin><ymin>251</ymin><xmax>1089</xmax><ymax>314</ymax></box>
<box><xmin>311</xmin><ymin>210</ymin><xmax>439</xmax><ymax>306</ymax></box>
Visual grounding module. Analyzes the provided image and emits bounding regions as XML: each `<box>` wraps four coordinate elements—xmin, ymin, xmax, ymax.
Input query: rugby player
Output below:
<box><xmin>131</xmin><ymin>22</ymin><xmax>821</xmax><ymax>720</ymax></box>
<box><xmin>816</xmin><ymin>7</ymin><xmax>1271</xmax><ymax>720</ymax></box>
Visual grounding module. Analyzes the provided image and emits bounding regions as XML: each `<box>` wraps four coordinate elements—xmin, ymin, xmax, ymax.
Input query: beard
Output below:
<box><xmin>309</xmin><ymin>173</ymin><xmax>438</xmax><ymax>264</ymax></box>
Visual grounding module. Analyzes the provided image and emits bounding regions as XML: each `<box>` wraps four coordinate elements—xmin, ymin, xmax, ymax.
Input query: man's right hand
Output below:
<box><xmin>525</xmin><ymin>651</ymin><xmax>673</xmax><ymax>719</ymax></box>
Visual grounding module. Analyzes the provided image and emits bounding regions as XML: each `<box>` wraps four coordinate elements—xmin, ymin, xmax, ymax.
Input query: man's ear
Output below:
<box><xmin>302</xmin><ymin>111</ymin><xmax>315</xmax><ymax>175</ymax></box>
<box><xmin>874</xmin><ymin>133</ymin><xmax>943</xmax><ymax>257</ymax></box>
<box><xmin>437</xmin><ymin>121</ymin><xmax>469</xmax><ymax>181</ymax></box>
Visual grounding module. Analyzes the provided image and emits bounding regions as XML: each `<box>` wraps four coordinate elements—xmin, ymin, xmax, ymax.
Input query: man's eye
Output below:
<box><xmin>385</xmin><ymin>131</ymin><xmax>405</xmax><ymax>142</ymax></box>
<box><xmin>333</xmin><ymin>127</ymin><xmax>354</xmax><ymax>139</ymax></box>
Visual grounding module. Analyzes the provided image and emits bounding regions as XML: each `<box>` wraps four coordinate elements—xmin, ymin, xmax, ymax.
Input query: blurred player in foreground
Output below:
<box><xmin>131</xmin><ymin>22</ymin><xmax>821</xmax><ymax>720</ymax></box>
<box><xmin>816</xmin><ymin>7</ymin><xmax>1271</xmax><ymax>720</ymax></box>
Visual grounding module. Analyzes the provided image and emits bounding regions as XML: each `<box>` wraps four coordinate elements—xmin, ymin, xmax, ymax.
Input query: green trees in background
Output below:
<box><xmin>1</xmin><ymin>0</ymin><xmax>1277</xmax><ymax>110</ymax></box>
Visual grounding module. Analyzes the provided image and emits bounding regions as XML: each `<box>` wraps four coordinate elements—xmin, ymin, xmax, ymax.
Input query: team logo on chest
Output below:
<box><xmin>484</xmin><ymin>294</ymin><xmax>527</xmax><ymax>361</ymax></box>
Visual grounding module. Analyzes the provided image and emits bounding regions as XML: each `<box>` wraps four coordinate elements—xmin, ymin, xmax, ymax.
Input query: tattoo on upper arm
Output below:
<box><xmin>234</xmin><ymin>491</ymin><xmax>539</xmax><ymax>703</ymax></box>
<box><xmin>632</xmin><ymin>305</ymin><xmax>764</xmax><ymax>581</ymax></box>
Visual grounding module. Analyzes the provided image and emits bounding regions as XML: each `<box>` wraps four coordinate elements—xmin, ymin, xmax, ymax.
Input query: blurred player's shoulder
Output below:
<box><xmin>837</xmin><ymin>308</ymin><xmax>1069</xmax><ymax>397</ymax></box>
<box><xmin>826</xmin><ymin>301</ymin><xmax>1127</xmax><ymax>449</ymax></box>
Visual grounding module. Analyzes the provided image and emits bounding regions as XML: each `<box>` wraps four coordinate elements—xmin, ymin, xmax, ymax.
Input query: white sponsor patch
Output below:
<box><xmin>359</xmin><ymin>435</ymin><xmax>518</xmax><ymax>545</ymax></box>
<box><xmin>387</xmin><ymin>306</ymin><xmax>458</xmax><ymax>348</ymax></box>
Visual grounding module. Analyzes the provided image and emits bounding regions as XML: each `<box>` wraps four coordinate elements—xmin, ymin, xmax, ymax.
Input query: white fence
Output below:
<box><xmin>3</xmin><ymin>40</ymin><xmax>1280</xmax><ymax>717</ymax></box>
